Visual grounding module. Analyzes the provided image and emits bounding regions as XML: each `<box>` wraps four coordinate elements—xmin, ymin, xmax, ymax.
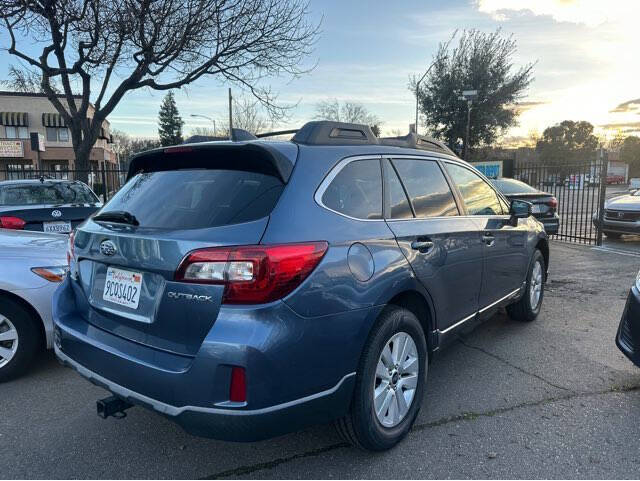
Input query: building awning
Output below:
<box><xmin>0</xmin><ymin>112</ymin><xmax>29</xmax><ymax>126</ymax></box>
<box><xmin>42</xmin><ymin>113</ymin><xmax>68</xmax><ymax>127</ymax></box>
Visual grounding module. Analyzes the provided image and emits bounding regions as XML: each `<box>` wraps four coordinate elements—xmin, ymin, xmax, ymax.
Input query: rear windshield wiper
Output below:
<box><xmin>93</xmin><ymin>210</ymin><xmax>139</xmax><ymax>226</ymax></box>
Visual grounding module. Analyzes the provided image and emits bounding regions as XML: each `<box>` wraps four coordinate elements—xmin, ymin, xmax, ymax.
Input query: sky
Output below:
<box><xmin>2</xmin><ymin>0</ymin><xmax>639</xmax><ymax>144</ymax></box>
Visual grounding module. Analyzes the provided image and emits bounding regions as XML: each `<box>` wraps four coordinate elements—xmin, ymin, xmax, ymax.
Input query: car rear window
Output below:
<box><xmin>492</xmin><ymin>179</ymin><xmax>540</xmax><ymax>194</ymax></box>
<box><xmin>0</xmin><ymin>182</ymin><xmax>99</xmax><ymax>205</ymax></box>
<box><xmin>100</xmin><ymin>169</ymin><xmax>284</xmax><ymax>229</ymax></box>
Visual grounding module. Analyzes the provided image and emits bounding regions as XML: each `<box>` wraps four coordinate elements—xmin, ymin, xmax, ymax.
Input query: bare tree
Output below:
<box><xmin>315</xmin><ymin>99</ymin><xmax>382</xmax><ymax>136</ymax></box>
<box><xmin>111</xmin><ymin>129</ymin><xmax>160</xmax><ymax>168</ymax></box>
<box><xmin>1</xmin><ymin>65</ymin><xmax>60</xmax><ymax>93</ymax></box>
<box><xmin>0</xmin><ymin>0</ymin><xmax>319</xmax><ymax>180</ymax></box>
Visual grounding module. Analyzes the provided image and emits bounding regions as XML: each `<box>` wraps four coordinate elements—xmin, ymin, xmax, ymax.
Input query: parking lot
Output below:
<box><xmin>2</xmin><ymin>240</ymin><xmax>640</xmax><ymax>479</ymax></box>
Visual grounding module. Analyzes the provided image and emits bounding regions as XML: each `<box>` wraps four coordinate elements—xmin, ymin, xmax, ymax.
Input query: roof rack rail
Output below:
<box><xmin>379</xmin><ymin>133</ymin><xmax>456</xmax><ymax>156</ymax></box>
<box><xmin>293</xmin><ymin>121</ymin><xmax>378</xmax><ymax>146</ymax></box>
<box><xmin>289</xmin><ymin>121</ymin><xmax>457</xmax><ymax>156</ymax></box>
<box><xmin>256</xmin><ymin>129</ymin><xmax>299</xmax><ymax>138</ymax></box>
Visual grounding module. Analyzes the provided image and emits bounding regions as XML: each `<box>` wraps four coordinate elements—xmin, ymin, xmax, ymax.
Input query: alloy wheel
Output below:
<box><xmin>373</xmin><ymin>331</ymin><xmax>419</xmax><ymax>428</ymax></box>
<box><xmin>529</xmin><ymin>260</ymin><xmax>543</xmax><ymax>310</ymax></box>
<box><xmin>0</xmin><ymin>314</ymin><xmax>19</xmax><ymax>369</ymax></box>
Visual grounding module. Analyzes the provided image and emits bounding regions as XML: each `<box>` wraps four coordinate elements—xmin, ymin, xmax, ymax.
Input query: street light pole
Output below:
<box><xmin>415</xmin><ymin>61</ymin><xmax>437</xmax><ymax>136</ymax></box>
<box><xmin>189</xmin><ymin>114</ymin><xmax>216</xmax><ymax>136</ymax></box>
<box><xmin>457</xmin><ymin>90</ymin><xmax>478</xmax><ymax>161</ymax></box>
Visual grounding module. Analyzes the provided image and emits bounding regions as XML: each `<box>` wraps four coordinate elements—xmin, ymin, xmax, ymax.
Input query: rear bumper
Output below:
<box><xmin>55</xmin><ymin>345</ymin><xmax>355</xmax><ymax>441</ymax></box>
<box><xmin>616</xmin><ymin>286</ymin><xmax>640</xmax><ymax>368</ymax></box>
<box><xmin>53</xmin><ymin>276</ymin><xmax>375</xmax><ymax>441</ymax></box>
<box><xmin>537</xmin><ymin>215</ymin><xmax>559</xmax><ymax>235</ymax></box>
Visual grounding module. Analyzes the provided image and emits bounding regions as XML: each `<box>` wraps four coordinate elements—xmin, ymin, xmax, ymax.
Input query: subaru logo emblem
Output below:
<box><xmin>100</xmin><ymin>240</ymin><xmax>117</xmax><ymax>256</ymax></box>
<box><xmin>51</xmin><ymin>210</ymin><xmax>62</xmax><ymax>218</ymax></box>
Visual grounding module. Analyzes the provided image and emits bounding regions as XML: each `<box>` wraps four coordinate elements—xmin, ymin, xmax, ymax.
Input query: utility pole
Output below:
<box><xmin>228</xmin><ymin>88</ymin><xmax>233</xmax><ymax>141</ymax></box>
<box><xmin>458</xmin><ymin>89</ymin><xmax>478</xmax><ymax>161</ymax></box>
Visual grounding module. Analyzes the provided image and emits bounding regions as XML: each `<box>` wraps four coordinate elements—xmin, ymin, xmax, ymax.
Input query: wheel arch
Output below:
<box><xmin>383</xmin><ymin>288</ymin><xmax>436</xmax><ymax>354</ymax></box>
<box><xmin>0</xmin><ymin>290</ymin><xmax>46</xmax><ymax>349</ymax></box>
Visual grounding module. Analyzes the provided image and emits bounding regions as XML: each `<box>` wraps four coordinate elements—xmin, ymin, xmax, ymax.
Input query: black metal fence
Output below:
<box><xmin>2</xmin><ymin>165</ymin><xmax>128</xmax><ymax>203</ymax></box>
<box><xmin>511</xmin><ymin>157</ymin><xmax>608</xmax><ymax>245</ymax></box>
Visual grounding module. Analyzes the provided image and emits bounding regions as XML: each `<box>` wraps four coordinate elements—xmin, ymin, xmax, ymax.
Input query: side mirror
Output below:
<box><xmin>510</xmin><ymin>199</ymin><xmax>532</xmax><ymax>219</ymax></box>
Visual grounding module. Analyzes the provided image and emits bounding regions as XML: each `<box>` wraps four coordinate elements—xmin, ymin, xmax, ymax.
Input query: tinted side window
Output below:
<box><xmin>322</xmin><ymin>159</ymin><xmax>382</xmax><ymax>220</ymax></box>
<box><xmin>391</xmin><ymin>158</ymin><xmax>458</xmax><ymax>218</ymax></box>
<box><xmin>445</xmin><ymin>163</ymin><xmax>504</xmax><ymax>216</ymax></box>
<box><xmin>383</xmin><ymin>159</ymin><xmax>413</xmax><ymax>219</ymax></box>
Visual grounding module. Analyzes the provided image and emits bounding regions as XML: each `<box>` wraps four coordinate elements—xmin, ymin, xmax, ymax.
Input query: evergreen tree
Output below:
<box><xmin>158</xmin><ymin>92</ymin><xmax>184</xmax><ymax>146</ymax></box>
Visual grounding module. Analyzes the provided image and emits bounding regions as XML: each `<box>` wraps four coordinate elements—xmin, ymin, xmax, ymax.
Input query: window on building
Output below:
<box><xmin>4</xmin><ymin>126</ymin><xmax>28</xmax><ymax>139</ymax></box>
<box><xmin>58</xmin><ymin>128</ymin><xmax>69</xmax><ymax>142</ymax></box>
<box><xmin>45</xmin><ymin>127</ymin><xmax>70</xmax><ymax>142</ymax></box>
<box><xmin>46</xmin><ymin>127</ymin><xmax>58</xmax><ymax>141</ymax></box>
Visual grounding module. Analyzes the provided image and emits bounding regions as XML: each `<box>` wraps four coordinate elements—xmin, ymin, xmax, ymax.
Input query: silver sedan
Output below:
<box><xmin>0</xmin><ymin>229</ymin><xmax>67</xmax><ymax>381</ymax></box>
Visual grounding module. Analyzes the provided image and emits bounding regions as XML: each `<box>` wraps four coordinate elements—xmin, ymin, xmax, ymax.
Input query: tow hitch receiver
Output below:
<box><xmin>97</xmin><ymin>395</ymin><xmax>133</xmax><ymax>419</ymax></box>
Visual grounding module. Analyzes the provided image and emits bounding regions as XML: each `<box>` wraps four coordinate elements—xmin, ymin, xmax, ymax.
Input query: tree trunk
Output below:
<box><xmin>73</xmin><ymin>143</ymin><xmax>92</xmax><ymax>184</ymax></box>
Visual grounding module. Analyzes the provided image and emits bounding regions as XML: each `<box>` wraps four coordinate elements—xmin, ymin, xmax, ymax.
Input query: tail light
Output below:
<box><xmin>31</xmin><ymin>266</ymin><xmax>68</xmax><ymax>283</ymax></box>
<box><xmin>175</xmin><ymin>242</ymin><xmax>328</xmax><ymax>304</ymax></box>
<box><xmin>0</xmin><ymin>216</ymin><xmax>25</xmax><ymax>229</ymax></box>
<box><xmin>547</xmin><ymin>197</ymin><xmax>558</xmax><ymax>209</ymax></box>
<box><xmin>67</xmin><ymin>230</ymin><xmax>76</xmax><ymax>266</ymax></box>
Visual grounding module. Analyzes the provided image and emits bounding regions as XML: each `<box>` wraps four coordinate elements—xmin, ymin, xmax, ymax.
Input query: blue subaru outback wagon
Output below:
<box><xmin>53</xmin><ymin>121</ymin><xmax>548</xmax><ymax>451</ymax></box>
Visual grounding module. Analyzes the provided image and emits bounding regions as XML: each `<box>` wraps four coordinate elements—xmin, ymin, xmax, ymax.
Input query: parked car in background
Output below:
<box><xmin>629</xmin><ymin>178</ymin><xmax>640</xmax><ymax>191</ymax></box>
<box><xmin>491</xmin><ymin>178</ymin><xmax>559</xmax><ymax>235</ymax></box>
<box><xmin>616</xmin><ymin>270</ymin><xmax>640</xmax><ymax>368</ymax></box>
<box><xmin>53</xmin><ymin>121</ymin><xmax>549</xmax><ymax>451</ymax></box>
<box><xmin>592</xmin><ymin>190</ymin><xmax>640</xmax><ymax>238</ymax></box>
<box><xmin>0</xmin><ymin>229</ymin><xmax>68</xmax><ymax>381</ymax></box>
<box><xmin>0</xmin><ymin>178</ymin><xmax>102</xmax><ymax>234</ymax></box>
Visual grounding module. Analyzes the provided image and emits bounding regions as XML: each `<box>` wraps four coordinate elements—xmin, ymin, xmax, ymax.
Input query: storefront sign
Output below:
<box><xmin>471</xmin><ymin>160</ymin><xmax>503</xmax><ymax>179</ymax></box>
<box><xmin>0</xmin><ymin>140</ymin><xmax>24</xmax><ymax>158</ymax></box>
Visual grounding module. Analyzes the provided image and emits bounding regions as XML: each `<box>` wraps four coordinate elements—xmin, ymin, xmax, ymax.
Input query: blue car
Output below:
<box><xmin>53</xmin><ymin>121</ymin><xmax>549</xmax><ymax>451</ymax></box>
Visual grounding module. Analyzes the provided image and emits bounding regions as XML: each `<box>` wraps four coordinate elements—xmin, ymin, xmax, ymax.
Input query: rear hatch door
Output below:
<box><xmin>71</xmin><ymin>144</ymin><xmax>293</xmax><ymax>356</ymax></box>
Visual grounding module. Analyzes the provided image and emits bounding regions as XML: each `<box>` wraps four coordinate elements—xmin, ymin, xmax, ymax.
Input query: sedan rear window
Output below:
<box><xmin>492</xmin><ymin>179</ymin><xmax>540</xmax><ymax>195</ymax></box>
<box><xmin>100</xmin><ymin>169</ymin><xmax>284</xmax><ymax>229</ymax></box>
<box><xmin>0</xmin><ymin>182</ymin><xmax>99</xmax><ymax>205</ymax></box>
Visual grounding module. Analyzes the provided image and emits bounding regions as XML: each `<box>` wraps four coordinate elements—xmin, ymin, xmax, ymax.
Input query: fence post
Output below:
<box><xmin>596</xmin><ymin>148</ymin><xmax>608</xmax><ymax>246</ymax></box>
<box><xmin>101</xmin><ymin>163</ymin><xmax>107</xmax><ymax>203</ymax></box>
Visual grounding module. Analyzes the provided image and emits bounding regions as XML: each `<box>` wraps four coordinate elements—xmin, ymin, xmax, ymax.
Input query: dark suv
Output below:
<box><xmin>53</xmin><ymin>121</ymin><xmax>548</xmax><ymax>451</ymax></box>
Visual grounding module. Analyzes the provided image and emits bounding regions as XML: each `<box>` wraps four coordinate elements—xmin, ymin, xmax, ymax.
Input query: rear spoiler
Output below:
<box><xmin>126</xmin><ymin>142</ymin><xmax>297</xmax><ymax>183</ymax></box>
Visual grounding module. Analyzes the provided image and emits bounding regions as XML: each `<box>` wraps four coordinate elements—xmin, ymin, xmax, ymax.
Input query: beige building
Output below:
<box><xmin>0</xmin><ymin>91</ymin><xmax>116</xmax><ymax>175</ymax></box>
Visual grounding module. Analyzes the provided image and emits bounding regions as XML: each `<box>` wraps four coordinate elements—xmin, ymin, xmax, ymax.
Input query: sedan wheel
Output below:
<box><xmin>0</xmin><ymin>297</ymin><xmax>41</xmax><ymax>382</ymax></box>
<box><xmin>0</xmin><ymin>315</ymin><xmax>19</xmax><ymax>369</ymax></box>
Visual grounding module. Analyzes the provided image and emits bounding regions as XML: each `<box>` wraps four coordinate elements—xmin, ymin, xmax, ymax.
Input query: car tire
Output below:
<box><xmin>335</xmin><ymin>306</ymin><xmax>427</xmax><ymax>451</ymax></box>
<box><xmin>0</xmin><ymin>297</ymin><xmax>41</xmax><ymax>382</ymax></box>
<box><xmin>507</xmin><ymin>249</ymin><xmax>545</xmax><ymax>322</ymax></box>
<box><xmin>604</xmin><ymin>231</ymin><xmax>622</xmax><ymax>239</ymax></box>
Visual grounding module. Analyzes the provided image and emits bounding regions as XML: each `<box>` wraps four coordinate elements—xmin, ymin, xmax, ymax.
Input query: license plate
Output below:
<box><xmin>103</xmin><ymin>267</ymin><xmax>143</xmax><ymax>309</ymax></box>
<box><xmin>43</xmin><ymin>221</ymin><xmax>72</xmax><ymax>233</ymax></box>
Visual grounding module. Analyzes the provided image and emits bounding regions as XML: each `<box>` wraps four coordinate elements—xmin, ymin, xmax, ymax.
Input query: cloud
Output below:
<box><xmin>599</xmin><ymin>121</ymin><xmax>640</xmax><ymax>131</ymax></box>
<box><xmin>610</xmin><ymin>98</ymin><xmax>640</xmax><ymax>114</ymax></box>
<box><xmin>476</xmin><ymin>0</ymin><xmax>636</xmax><ymax>27</ymax></box>
<box><xmin>510</xmin><ymin>100</ymin><xmax>550</xmax><ymax>113</ymax></box>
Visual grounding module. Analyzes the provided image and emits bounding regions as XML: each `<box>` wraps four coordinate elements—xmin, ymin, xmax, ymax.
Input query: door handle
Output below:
<box><xmin>482</xmin><ymin>233</ymin><xmax>495</xmax><ymax>246</ymax></box>
<box><xmin>411</xmin><ymin>240</ymin><xmax>434</xmax><ymax>253</ymax></box>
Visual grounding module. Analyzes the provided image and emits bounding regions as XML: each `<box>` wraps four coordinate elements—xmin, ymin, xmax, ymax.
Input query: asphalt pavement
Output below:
<box><xmin>2</xmin><ymin>241</ymin><xmax>640</xmax><ymax>479</ymax></box>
